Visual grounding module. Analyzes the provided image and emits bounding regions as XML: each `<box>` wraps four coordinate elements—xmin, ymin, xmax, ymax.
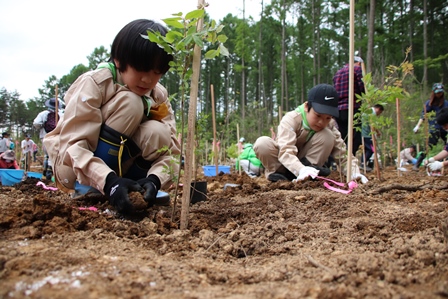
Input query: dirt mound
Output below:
<box><xmin>0</xmin><ymin>167</ymin><xmax>447</xmax><ymax>298</ymax></box>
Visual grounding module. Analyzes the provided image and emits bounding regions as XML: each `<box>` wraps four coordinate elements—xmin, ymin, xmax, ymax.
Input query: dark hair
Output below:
<box><xmin>410</xmin><ymin>144</ymin><xmax>417</xmax><ymax>151</ymax></box>
<box><xmin>436</xmin><ymin>107</ymin><xmax>448</xmax><ymax>126</ymax></box>
<box><xmin>306</xmin><ymin>101</ymin><xmax>312</xmax><ymax>112</ymax></box>
<box><xmin>429</xmin><ymin>90</ymin><xmax>445</xmax><ymax>107</ymax></box>
<box><xmin>110</xmin><ymin>19</ymin><xmax>173</xmax><ymax>74</ymax></box>
<box><xmin>374</xmin><ymin>104</ymin><xmax>384</xmax><ymax>111</ymax></box>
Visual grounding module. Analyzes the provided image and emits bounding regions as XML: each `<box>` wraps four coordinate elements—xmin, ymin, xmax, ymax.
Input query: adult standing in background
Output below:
<box><xmin>33</xmin><ymin>98</ymin><xmax>65</xmax><ymax>143</ymax></box>
<box><xmin>412</xmin><ymin>83</ymin><xmax>448</xmax><ymax>170</ymax></box>
<box><xmin>333</xmin><ymin>56</ymin><xmax>366</xmax><ymax>156</ymax></box>
<box><xmin>0</xmin><ymin>132</ymin><xmax>11</xmax><ymax>154</ymax></box>
<box><xmin>21</xmin><ymin>134</ymin><xmax>35</xmax><ymax>171</ymax></box>
<box><xmin>33</xmin><ymin>98</ymin><xmax>65</xmax><ymax>179</ymax></box>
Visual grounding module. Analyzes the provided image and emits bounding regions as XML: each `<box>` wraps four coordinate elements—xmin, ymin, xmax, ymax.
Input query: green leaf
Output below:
<box><xmin>193</xmin><ymin>35</ymin><xmax>204</xmax><ymax>48</ymax></box>
<box><xmin>205</xmin><ymin>49</ymin><xmax>219</xmax><ymax>59</ymax></box>
<box><xmin>163</xmin><ymin>18</ymin><xmax>184</xmax><ymax>29</ymax></box>
<box><xmin>217</xmin><ymin>34</ymin><xmax>228</xmax><ymax>43</ymax></box>
<box><xmin>145</xmin><ymin>32</ymin><xmax>160</xmax><ymax>43</ymax></box>
<box><xmin>219</xmin><ymin>44</ymin><xmax>230</xmax><ymax>57</ymax></box>
<box><xmin>185</xmin><ymin>9</ymin><xmax>205</xmax><ymax>20</ymax></box>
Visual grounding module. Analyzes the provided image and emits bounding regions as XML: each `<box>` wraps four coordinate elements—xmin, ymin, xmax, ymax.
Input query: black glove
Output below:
<box><xmin>104</xmin><ymin>172</ymin><xmax>143</xmax><ymax>213</ymax></box>
<box><xmin>137</xmin><ymin>174</ymin><xmax>161</xmax><ymax>206</ymax></box>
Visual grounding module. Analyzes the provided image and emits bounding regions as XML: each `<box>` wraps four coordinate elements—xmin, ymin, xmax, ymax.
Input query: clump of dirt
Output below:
<box><xmin>0</xmin><ymin>166</ymin><xmax>447</xmax><ymax>298</ymax></box>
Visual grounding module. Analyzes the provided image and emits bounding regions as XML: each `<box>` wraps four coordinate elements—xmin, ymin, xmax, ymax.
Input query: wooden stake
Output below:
<box><xmin>211</xmin><ymin>84</ymin><xmax>218</xmax><ymax>176</ymax></box>
<box><xmin>346</xmin><ymin>0</ymin><xmax>355</xmax><ymax>182</ymax></box>
<box><xmin>180</xmin><ymin>1</ymin><xmax>204</xmax><ymax>230</ymax></box>
<box><xmin>371</xmin><ymin>129</ymin><xmax>381</xmax><ymax>180</ymax></box>
<box><xmin>396</xmin><ymin>97</ymin><xmax>401</xmax><ymax>176</ymax></box>
<box><xmin>361</xmin><ymin>136</ymin><xmax>367</xmax><ymax>174</ymax></box>
<box><xmin>237</xmin><ymin>123</ymin><xmax>241</xmax><ymax>175</ymax></box>
<box><xmin>55</xmin><ymin>85</ymin><xmax>59</xmax><ymax>123</ymax></box>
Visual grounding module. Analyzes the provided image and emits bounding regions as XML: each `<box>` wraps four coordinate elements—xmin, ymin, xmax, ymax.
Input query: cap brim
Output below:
<box><xmin>435</xmin><ymin>89</ymin><xmax>444</xmax><ymax>93</ymax></box>
<box><xmin>312</xmin><ymin>102</ymin><xmax>339</xmax><ymax>118</ymax></box>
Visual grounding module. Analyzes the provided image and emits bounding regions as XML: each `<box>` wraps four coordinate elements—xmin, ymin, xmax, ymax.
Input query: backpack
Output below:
<box><xmin>44</xmin><ymin>111</ymin><xmax>57</xmax><ymax>133</ymax></box>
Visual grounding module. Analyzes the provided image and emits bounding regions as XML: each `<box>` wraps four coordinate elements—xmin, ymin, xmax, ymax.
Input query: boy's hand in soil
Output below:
<box><xmin>104</xmin><ymin>172</ymin><xmax>143</xmax><ymax>213</ymax></box>
<box><xmin>293</xmin><ymin>166</ymin><xmax>319</xmax><ymax>182</ymax></box>
<box><xmin>352</xmin><ymin>173</ymin><xmax>368</xmax><ymax>184</ymax></box>
<box><xmin>137</xmin><ymin>175</ymin><xmax>161</xmax><ymax>206</ymax></box>
<box><xmin>428</xmin><ymin>161</ymin><xmax>443</xmax><ymax>171</ymax></box>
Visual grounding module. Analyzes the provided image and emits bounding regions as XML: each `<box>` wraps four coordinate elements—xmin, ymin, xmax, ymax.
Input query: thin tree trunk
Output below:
<box><xmin>423</xmin><ymin>0</ymin><xmax>427</xmax><ymax>91</ymax></box>
<box><xmin>241</xmin><ymin>0</ymin><xmax>246</xmax><ymax>136</ymax></box>
<box><xmin>366</xmin><ymin>0</ymin><xmax>375</xmax><ymax>74</ymax></box>
<box><xmin>258</xmin><ymin>0</ymin><xmax>264</xmax><ymax>136</ymax></box>
<box><xmin>281</xmin><ymin>0</ymin><xmax>286</xmax><ymax>112</ymax></box>
<box><xmin>409</xmin><ymin>0</ymin><xmax>414</xmax><ymax>62</ymax></box>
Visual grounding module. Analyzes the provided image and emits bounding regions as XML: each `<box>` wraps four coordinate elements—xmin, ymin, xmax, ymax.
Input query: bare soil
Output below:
<box><xmin>1</xmin><ymin>165</ymin><xmax>448</xmax><ymax>299</ymax></box>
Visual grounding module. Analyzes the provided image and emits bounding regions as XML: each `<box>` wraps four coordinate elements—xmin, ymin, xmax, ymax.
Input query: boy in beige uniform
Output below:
<box><xmin>44</xmin><ymin>19</ymin><xmax>180</xmax><ymax>214</ymax></box>
<box><xmin>254</xmin><ymin>83</ymin><xmax>367</xmax><ymax>183</ymax></box>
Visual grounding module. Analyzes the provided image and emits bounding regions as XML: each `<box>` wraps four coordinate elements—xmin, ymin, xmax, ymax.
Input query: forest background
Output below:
<box><xmin>1</xmin><ymin>0</ymin><xmax>447</xmax><ymax>165</ymax></box>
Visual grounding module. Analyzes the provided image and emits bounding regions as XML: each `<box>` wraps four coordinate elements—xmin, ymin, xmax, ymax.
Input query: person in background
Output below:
<box><xmin>33</xmin><ymin>98</ymin><xmax>65</xmax><ymax>179</ymax></box>
<box><xmin>43</xmin><ymin>19</ymin><xmax>180</xmax><ymax>214</ymax></box>
<box><xmin>9</xmin><ymin>138</ymin><xmax>15</xmax><ymax>150</ymax></box>
<box><xmin>0</xmin><ymin>150</ymin><xmax>20</xmax><ymax>170</ymax></box>
<box><xmin>424</xmin><ymin>107</ymin><xmax>448</xmax><ymax>172</ymax></box>
<box><xmin>254</xmin><ymin>83</ymin><xmax>368</xmax><ymax>184</ymax></box>
<box><xmin>0</xmin><ymin>132</ymin><xmax>11</xmax><ymax>154</ymax></box>
<box><xmin>399</xmin><ymin>145</ymin><xmax>417</xmax><ymax>167</ymax></box>
<box><xmin>236</xmin><ymin>140</ymin><xmax>263</xmax><ymax>178</ymax></box>
<box><xmin>21</xmin><ymin>134</ymin><xmax>35</xmax><ymax>171</ymax></box>
<box><xmin>360</xmin><ymin>104</ymin><xmax>384</xmax><ymax>171</ymax></box>
<box><xmin>413</xmin><ymin>83</ymin><xmax>448</xmax><ymax>170</ymax></box>
<box><xmin>333</xmin><ymin>56</ymin><xmax>366</xmax><ymax>156</ymax></box>
<box><xmin>32</xmin><ymin>142</ymin><xmax>38</xmax><ymax>162</ymax></box>
<box><xmin>237</xmin><ymin>137</ymin><xmax>245</xmax><ymax>152</ymax></box>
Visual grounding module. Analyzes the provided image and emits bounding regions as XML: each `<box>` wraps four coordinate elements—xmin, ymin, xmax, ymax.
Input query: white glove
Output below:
<box><xmin>428</xmin><ymin>161</ymin><xmax>443</xmax><ymax>171</ymax></box>
<box><xmin>413</xmin><ymin>125</ymin><xmax>419</xmax><ymax>133</ymax></box>
<box><xmin>352</xmin><ymin>173</ymin><xmax>369</xmax><ymax>184</ymax></box>
<box><xmin>424</xmin><ymin>157</ymin><xmax>435</xmax><ymax>166</ymax></box>
<box><xmin>294</xmin><ymin>166</ymin><xmax>319</xmax><ymax>182</ymax></box>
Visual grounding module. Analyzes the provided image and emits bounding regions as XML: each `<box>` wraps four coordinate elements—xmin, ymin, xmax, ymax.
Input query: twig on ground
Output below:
<box><xmin>305</xmin><ymin>254</ymin><xmax>333</xmax><ymax>272</ymax></box>
<box><xmin>205</xmin><ymin>233</ymin><xmax>227</xmax><ymax>252</ymax></box>
<box><xmin>370</xmin><ymin>182</ymin><xmax>448</xmax><ymax>195</ymax></box>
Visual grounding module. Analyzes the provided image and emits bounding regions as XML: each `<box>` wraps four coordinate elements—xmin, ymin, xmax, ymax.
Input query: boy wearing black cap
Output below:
<box><xmin>254</xmin><ymin>83</ymin><xmax>368</xmax><ymax>183</ymax></box>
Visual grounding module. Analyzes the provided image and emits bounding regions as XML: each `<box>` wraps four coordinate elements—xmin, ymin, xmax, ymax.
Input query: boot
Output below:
<box><xmin>412</xmin><ymin>152</ymin><xmax>426</xmax><ymax>171</ymax></box>
<box><xmin>45</xmin><ymin>166</ymin><xmax>53</xmax><ymax>180</ymax></box>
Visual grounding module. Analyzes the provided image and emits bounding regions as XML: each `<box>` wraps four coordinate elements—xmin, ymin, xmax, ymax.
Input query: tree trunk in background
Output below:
<box><xmin>366</xmin><ymin>0</ymin><xmax>375</xmax><ymax>74</ymax></box>
<box><xmin>280</xmin><ymin>0</ymin><xmax>286</xmax><ymax>112</ymax></box>
<box><xmin>241</xmin><ymin>0</ymin><xmax>246</xmax><ymax>135</ymax></box>
<box><xmin>316</xmin><ymin>3</ymin><xmax>321</xmax><ymax>84</ymax></box>
<box><xmin>409</xmin><ymin>0</ymin><xmax>414</xmax><ymax>62</ymax></box>
<box><xmin>423</xmin><ymin>0</ymin><xmax>427</xmax><ymax>91</ymax></box>
<box><xmin>258</xmin><ymin>0</ymin><xmax>264</xmax><ymax>136</ymax></box>
<box><xmin>311</xmin><ymin>0</ymin><xmax>317</xmax><ymax>86</ymax></box>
